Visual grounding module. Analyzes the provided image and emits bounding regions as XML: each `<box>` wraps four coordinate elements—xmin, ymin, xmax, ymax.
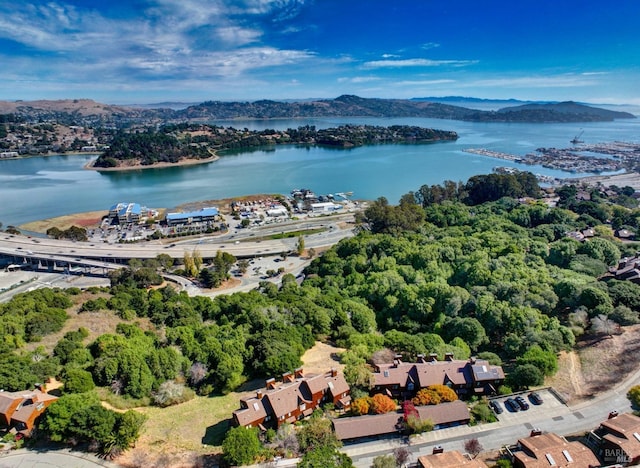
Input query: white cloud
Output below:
<box><xmin>363</xmin><ymin>58</ymin><xmax>478</xmax><ymax>68</ymax></box>
<box><xmin>337</xmin><ymin>76</ymin><xmax>381</xmax><ymax>84</ymax></box>
<box><xmin>468</xmin><ymin>75</ymin><xmax>597</xmax><ymax>89</ymax></box>
<box><xmin>421</xmin><ymin>42</ymin><xmax>440</xmax><ymax>50</ymax></box>
<box><xmin>393</xmin><ymin>79</ymin><xmax>456</xmax><ymax>86</ymax></box>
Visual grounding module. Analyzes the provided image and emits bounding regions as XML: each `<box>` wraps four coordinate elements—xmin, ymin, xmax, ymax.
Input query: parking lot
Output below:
<box><xmin>489</xmin><ymin>388</ymin><xmax>566</xmax><ymax>423</ymax></box>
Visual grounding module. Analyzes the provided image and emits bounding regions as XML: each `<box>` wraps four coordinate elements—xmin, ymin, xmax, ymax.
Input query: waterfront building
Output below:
<box><xmin>310</xmin><ymin>201</ymin><xmax>342</xmax><ymax>213</ymax></box>
<box><xmin>166</xmin><ymin>207</ymin><xmax>219</xmax><ymax>226</ymax></box>
<box><xmin>108</xmin><ymin>202</ymin><xmax>142</xmax><ymax>224</ymax></box>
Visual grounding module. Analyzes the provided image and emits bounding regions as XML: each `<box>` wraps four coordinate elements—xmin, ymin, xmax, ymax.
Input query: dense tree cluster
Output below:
<box><xmin>40</xmin><ymin>392</ymin><xmax>146</xmax><ymax>457</ymax></box>
<box><xmin>93</xmin><ymin>123</ymin><xmax>456</xmax><ymax>168</ymax></box>
<box><xmin>46</xmin><ymin>225</ymin><xmax>88</xmax><ymax>241</ymax></box>
<box><xmin>94</xmin><ymin>129</ymin><xmax>210</xmax><ymax>167</ymax></box>
<box><xmin>4</xmin><ymin>173</ymin><xmax>640</xmax><ymax>461</ymax></box>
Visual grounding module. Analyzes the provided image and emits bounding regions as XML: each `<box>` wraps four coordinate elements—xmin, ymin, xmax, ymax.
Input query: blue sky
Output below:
<box><xmin>0</xmin><ymin>0</ymin><xmax>638</xmax><ymax>104</ymax></box>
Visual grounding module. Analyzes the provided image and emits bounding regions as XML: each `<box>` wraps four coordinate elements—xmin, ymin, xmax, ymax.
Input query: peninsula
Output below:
<box><xmin>90</xmin><ymin>124</ymin><xmax>458</xmax><ymax>169</ymax></box>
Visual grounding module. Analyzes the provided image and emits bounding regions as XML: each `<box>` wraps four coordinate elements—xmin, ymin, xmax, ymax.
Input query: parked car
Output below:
<box><xmin>489</xmin><ymin>400</ymin><xmax>503</xmax><ymax>414</ymax></box>
<box><xmin>515</xmin><ymin>396</ymin><xmax>530</xmax><ymax>410</ymax></box>
<box><xmin>505</xmin><ymin>398</ymin><xmax>520</xmax><ymax>412</ymax></box>
<box><xmin>529</xmin><ymin>392</ymin><xmax>544</xmax><ymax>405</ymax></box>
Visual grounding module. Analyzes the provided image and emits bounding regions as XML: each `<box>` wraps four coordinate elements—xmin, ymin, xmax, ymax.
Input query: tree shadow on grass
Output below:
<box><xmin>202</xmin><ymin>418</ymin><xmax>231</xmax><ymax>446</ymax></box>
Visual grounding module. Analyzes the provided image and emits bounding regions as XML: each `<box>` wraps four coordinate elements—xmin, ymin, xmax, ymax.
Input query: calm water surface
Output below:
<box><xmin>1</xmin><ymin>117</ymin><xmax>639</xmax><ymax>226</ymax></box>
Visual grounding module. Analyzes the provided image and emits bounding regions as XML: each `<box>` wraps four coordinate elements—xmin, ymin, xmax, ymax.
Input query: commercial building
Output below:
<box><xmin>166</xmin><ymin>207</ymin><xmax>219</xmax><ymax>226</ymax></box>
<box><xmin>310</xmin><ymin>202</ymin><xmax>342</xmax><ymax>213</ymax></box>
<box><xmin>108</xmin><ymin>202</ymin><xmax>142</xmax><ymax>224</ymax></box>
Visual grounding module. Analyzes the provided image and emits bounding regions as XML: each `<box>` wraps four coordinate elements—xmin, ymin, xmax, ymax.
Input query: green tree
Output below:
<box><xmin>371</xmin><ymin>454</ymin><xmax>396</xmax><ymax>468</ymax></box>
<box><xmin>517</xmin><ymin>345</ymin><xmax>558</xmax><ymax>376</ymax></box>
<box><xmin>508</xmin><ymin>364</ymin><xmax>544</xmax><ymax>389</ymax></box>
<box><xmin>297</xmin><ymin>416</ymin><xmax>341</xmax><ymax>452</ymax></box>
<box><xmin>222</xmin><ymin>426</ymin><xmax>262</xmax><ymax>466</ymax></box>
<box><xmin>627</xmin><ymin>385</ymin><xmax>640</xmax><ymax>408</ymax></box>
<box><xmin>297</xmin><ymin>235</ymin><xmax>305</xmax><ymax>256</ymax></box>
<box><xmin>298</xmin><ymin>444</ymin><xmax>354</xmax><ymax>468</ymax></box>
<box><xmin>62</xmin><ymin>368</ymin><xmax>95</xmax><ymax>393</ymax></box>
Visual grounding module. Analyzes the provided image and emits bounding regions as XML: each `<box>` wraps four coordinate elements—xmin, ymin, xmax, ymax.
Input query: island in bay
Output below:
<box><xmin>88</xmin><ymin>124</ymin><xmax>459</xmax><ymax>170</ymax></box>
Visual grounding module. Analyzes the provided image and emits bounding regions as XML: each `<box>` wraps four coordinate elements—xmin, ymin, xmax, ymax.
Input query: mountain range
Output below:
<box><xmin>0</xmin><ymin>95</ymin><xmax>635</xmax><ymax>126</ymax></box>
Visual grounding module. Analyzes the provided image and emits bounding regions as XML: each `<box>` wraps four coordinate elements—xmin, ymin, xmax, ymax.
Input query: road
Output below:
<box><xmin>343</xmin><ymin>368</ymin><xmax>640</xmax><ymax>467</ymax></box>
<box><xmin>0</xmin><ymin>214</ymin><xmax>356</xmax><ymax>267</ymax></box>
<box><xmin>0</xmin><ymin>448</ymin><xmax>116</xmax><ymax>468</ymax></box>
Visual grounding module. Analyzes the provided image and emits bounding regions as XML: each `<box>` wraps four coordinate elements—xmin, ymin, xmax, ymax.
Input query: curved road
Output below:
<box><xmin>0</xmin><ymin>449</ymin><xmax>116</xmax><ymax>468</ymax></box>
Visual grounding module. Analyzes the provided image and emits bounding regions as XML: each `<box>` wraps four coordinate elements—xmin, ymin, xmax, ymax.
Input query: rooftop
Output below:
<box><xmin>418</xmin><ymin>450</ymin><xmax>488</xmax><ymax>468</ymax></box>
<box><xmin>513</xmin><ymin>432</ymin><xmax>599</xmax><ymax>468</ymax></box>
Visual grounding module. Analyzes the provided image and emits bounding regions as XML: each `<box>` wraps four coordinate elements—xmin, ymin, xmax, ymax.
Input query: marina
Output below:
<box><xmin>466</xmin><ymin>141</ymin><xmax>640</xmax><ymax>174</ymax></box>
<box><xmin>2</xmin><ymin>117</ymin><xmax>639</xmax><ymax>227</ymax></box>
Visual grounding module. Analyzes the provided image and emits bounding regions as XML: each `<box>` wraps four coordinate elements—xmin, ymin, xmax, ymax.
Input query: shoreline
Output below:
<box><xmin>83</xmin><ymin>153</ymin><xmax>219</xmax><ymax>172</ymax></box>
<box><xmin>564</xmin><ymin>171</ymin><xmax>640</xmax><ymax>190</ymax></box>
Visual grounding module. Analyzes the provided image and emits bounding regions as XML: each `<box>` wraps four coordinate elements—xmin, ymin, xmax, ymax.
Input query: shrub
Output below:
<box><xmin>152</xmin><ymin>380</ymin><xmax>195</xmax><ymax>407</ymax></box>
<box><xmin>351</xmin><ymin>396</ymin><xmax>372</xmax><ymax>415</ymax></box>
<box><xmin>370</xmin><ymin>393</ymin><xmax>397</xmax><ymax>414</ymax></box>
<box><xmin>471</xmin><ymin>401</ymin><xmax>497</xmax><ymax>424</ymax></box>
<box><xmin>405</xmin><ymin>414</ymin><xmax>434</xmax><ymax>434</ymax></box>
<box><xmin>628</xmin><ymin>385</ymin><xmax>640</xmax><ymax>408</ymax></box>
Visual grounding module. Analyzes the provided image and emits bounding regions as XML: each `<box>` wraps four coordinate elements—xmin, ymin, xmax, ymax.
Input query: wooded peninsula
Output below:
<box><xmin>91</xmin><ymin>124</ymin><xmax>458</xmax><ymax>169</ymax></box>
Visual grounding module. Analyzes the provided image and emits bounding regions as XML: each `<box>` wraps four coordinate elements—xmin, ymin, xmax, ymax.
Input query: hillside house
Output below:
<box><xmin>0</xmin><ymin>387</ymin><xmax>58</xmax><ymax>434</ymax></box>
<box><xmin>371</xmin><ymin>354</ymin><xmax>504</xmax><ymax>400</ymax></box>
<box><xmin>232</xmin><ymin>368</ymin><xmax>350</xmax><ymax>430</ymax></box>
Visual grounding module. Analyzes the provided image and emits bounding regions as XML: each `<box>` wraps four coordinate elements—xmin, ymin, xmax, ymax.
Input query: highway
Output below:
<box><xmin>0</xmin><ymin>214</ymin><xmax>356</xmax><ymax>269</ymax></box>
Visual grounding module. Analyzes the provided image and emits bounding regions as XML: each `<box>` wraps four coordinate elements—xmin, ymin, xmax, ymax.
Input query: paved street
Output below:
<box><xmin>0</xmin><ymin>449</ymin><xmax>117</xmax><ymax>468</ymax></box>
<box><xmin>344</xmin><ymin>370</ymin><xmax>640</xmax><ymax>467</ymax></box>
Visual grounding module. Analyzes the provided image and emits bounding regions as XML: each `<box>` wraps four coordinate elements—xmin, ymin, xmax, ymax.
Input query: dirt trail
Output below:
<box><xmin>566</xmin><ymin>351</ymin><xmax>585</xmax><ymax>398</ymax></box>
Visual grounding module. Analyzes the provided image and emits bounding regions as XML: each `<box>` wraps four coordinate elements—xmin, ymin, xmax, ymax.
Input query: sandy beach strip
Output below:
<box><xmin>19</xmin><ymin>210</ymin><xmax>109</xmax><ymax>233</ymax></box>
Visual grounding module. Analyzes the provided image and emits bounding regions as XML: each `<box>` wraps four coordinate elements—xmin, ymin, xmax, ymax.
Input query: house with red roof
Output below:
<box><xmin>371</xmin><ymin>354</ymin><xmax>504</xmax><ymax>400</ymax></box>
<box><xmin>0</xmin><ymin>386</ymin><xmax>58</xmax><ymax>434</ymax></box>
<box><xmin>588</xmin><ymin>411</ymin><xmax>640</xmax><ymax>466</ymax></box>
<box><xmin>232</xmin><ymin>368</ymin><xmax>350</xmax><ymax>430</ymax></box>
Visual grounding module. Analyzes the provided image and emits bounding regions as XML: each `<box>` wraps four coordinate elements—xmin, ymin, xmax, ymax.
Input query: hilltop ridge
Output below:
<box><xmin>0</xmin><ymin>96</ymin><xmax>634</xmax><ymax>126</ymax></box>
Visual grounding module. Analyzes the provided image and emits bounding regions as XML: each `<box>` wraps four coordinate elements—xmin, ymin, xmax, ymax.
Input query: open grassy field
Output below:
<box><xmin>19</xmin><ymin>210</ymin><xmax>108</xmax><ymax>233</ymax></box>
<box><xmin>546</xmin><ymin>324</ymin><xmax>640</xmax><ymax>404</ymax></box>
<box><xmin>114</xmin><ymin>341</ymin><xmax>345</xmax><ymax>467</ymax></box>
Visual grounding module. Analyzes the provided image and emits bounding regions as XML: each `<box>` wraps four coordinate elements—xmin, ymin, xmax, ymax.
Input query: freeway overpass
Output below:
<box><xmin>0</xmin><ymin>219</ymin><xmax>355</xmax><ymax>273</ymax></box>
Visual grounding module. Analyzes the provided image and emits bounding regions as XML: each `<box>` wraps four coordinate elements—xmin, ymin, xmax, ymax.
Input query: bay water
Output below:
<box><xmin>1</xmin><ymin>116</ymin><xmax>639</xmax><ymax>227</ymax></box>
